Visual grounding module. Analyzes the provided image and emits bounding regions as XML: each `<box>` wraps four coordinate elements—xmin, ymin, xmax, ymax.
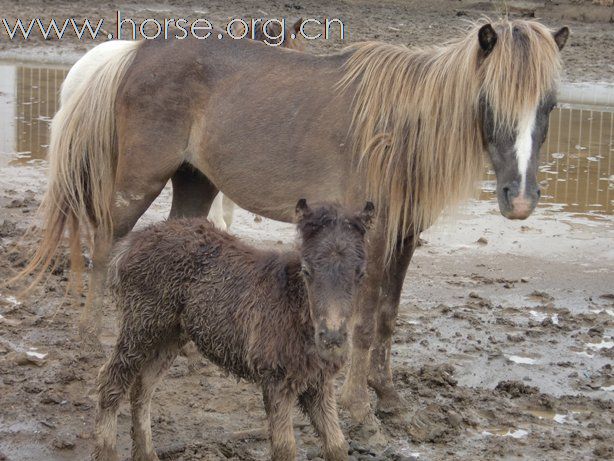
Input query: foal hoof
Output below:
<box><xmin>92</xmin><ymin>444</ymin><xmax>119</xmax><ymax>461</ymax></box>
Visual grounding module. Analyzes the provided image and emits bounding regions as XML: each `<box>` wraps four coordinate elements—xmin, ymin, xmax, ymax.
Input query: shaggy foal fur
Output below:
<box><xmin>94</xmin><ymin>201</ymin><xmax>373</xmax><ymax>461</ymax></box>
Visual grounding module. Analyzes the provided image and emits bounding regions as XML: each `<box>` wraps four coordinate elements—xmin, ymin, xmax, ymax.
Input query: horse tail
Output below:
<box><xmin>15</xmin><ymin>41</ymin><xmax>140</xmax><ymax>288</ymax></box>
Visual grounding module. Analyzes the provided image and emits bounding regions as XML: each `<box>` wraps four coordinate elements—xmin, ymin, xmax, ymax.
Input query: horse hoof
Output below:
<box><xmin>339</xmin><ymin>385</ymin><xmax>371</xmax><ymax>424</ymax></box>
<box><xmin>348</xmin><ymin>413</ymin><xmax>387</xmax><ymax>450</ymax></box>
<box><xmin>375</xmin><ymin>388</ymin><xmax>407</xmax><ymax>416</ymax></box>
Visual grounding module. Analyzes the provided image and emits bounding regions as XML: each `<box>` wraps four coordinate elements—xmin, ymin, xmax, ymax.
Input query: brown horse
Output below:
<box><xmin>22</xmin><ymin>19</ymin><xmax>569</xmax><ymax>425</ymax></box>
<box><xmin>95</xmin><ymin>200</ymin><xmax>371</xmax><ymax>461</ymax></box>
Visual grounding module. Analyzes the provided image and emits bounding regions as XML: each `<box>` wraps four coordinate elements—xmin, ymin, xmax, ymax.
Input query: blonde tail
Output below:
<box><xmin>14</xmin><ymin>41</ymin><xmax>140</xmax><ymax>288</ymax></box>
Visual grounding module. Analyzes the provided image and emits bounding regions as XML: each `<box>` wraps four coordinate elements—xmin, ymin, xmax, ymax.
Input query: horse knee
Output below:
<box><xmin>377</xmin><ymin>302</ymin><xmax>399</xmax><ymax>339</ymax></box>
<box><xmin>352</xmin><ymin>316</ymin><xmax>376</xmax><ymax>350</ymax></box>
<box><xmin>97</xmin><ymin>351</ymin><xmax>140</xmax><ymax>409</ymax></box>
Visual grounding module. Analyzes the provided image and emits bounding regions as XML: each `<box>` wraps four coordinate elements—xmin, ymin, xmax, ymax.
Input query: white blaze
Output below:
<box><xmin>514</xmin><ymin>108</ymin><xmax>537</xmax><ymax>195</ymax></box>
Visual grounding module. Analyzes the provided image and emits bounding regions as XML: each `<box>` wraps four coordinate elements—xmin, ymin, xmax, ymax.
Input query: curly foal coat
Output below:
<box><xmin>94</xmin><ymin>201</ymin><xmax>372</xmax><ymax>461</ymax></box>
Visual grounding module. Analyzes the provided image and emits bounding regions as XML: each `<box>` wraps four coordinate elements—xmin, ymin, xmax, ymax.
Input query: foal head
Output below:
<box><xmin>477</xmin><ymin>20</ymin><xmax>569</xmax><ymax>219</ymax></box>
<box><xmin>295</xmin><ymin>199</ymin><xmax>373</xmax><ymax>362</ymax></box>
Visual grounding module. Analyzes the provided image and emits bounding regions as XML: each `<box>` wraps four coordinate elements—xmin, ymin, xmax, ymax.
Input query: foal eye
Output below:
<box><xmin>301</xmin><ymin>263</ymin><xmax>312</xmax><ymax>278</ymax></box>
<box><xmin>355</xmin><ymin>267</ymin><xmax>366</xmax><ymax>282</ymax></box>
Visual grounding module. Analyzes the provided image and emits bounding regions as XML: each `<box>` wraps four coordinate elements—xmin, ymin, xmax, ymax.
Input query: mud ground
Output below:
<box><xmin>1</xmin><ymin>1</ymin><xmax>613</xmax><ymax>460</ymax></box>
<box><xmin>1</xmin><ymin>154</ymin><xmax>613</xmax><ymax>461</ymax></box>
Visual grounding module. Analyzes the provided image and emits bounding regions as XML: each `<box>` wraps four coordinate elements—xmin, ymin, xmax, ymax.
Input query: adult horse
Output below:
<box><xmin>22</xmin><ymin>19</ymin><xmax>568</xmax><ymax>424</ymax></box>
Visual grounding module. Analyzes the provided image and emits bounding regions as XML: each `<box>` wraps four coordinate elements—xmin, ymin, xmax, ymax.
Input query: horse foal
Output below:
<box><xmin>94</xmin><ymin>200</ymin><xmax>373</xmax><ymax>461</ymax></box>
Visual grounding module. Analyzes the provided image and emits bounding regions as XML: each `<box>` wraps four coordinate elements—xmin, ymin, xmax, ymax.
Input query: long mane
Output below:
<box><xmin>338</xmin><ymin>19</ymin><xmax>563</xmax><ymax>265</ymax></box>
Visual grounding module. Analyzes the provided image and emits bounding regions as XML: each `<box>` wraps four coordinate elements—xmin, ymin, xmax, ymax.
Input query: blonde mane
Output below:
<box><xmin>339</xmin><ymin>19</ymin><xmax>563</xmax><ymax>265</ymax></box>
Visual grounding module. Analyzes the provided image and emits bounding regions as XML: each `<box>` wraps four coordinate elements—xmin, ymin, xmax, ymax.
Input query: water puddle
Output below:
<box><xmin>506</xmin><ymin>354</ymin><xmax>539</xmax><ymax>365</ymax></box>
<box><xmin>585</xmin><ymin>338</ymin><xmax>614</xmax><ymax>350</ymax></box>
<box><xmin>526</xmin><ymin>408</ymin><xmax>568</xmax><ymax>424</ymax></box>
<box><xmin>481</xmin><ymin>428</ymin><xmax>529</xmax><ymax>438</ymax></box>
<box><xmin>0</xmin><ymin>61</ymin><xmax>612</xmax><ymax>218</ymax></box>
<box><xmin>0</xmin><ymin>62</ymin><xmax>67</xmax><ymax>167</ymax></box>
<box><xmin>529</xmin><ymin>310</ymin><xmax>559</xmax><ymax>325</ymax></box>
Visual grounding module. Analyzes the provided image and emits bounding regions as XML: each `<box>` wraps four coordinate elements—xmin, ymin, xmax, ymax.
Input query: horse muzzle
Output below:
<box><xmin>316</xmin><ymin>325</ymin><xmax>349</xmax><ymax>362</ymax></box>
<box><xmin>498</xmin><ymin>182</ymin><xmax>540</xmax><ymax>220</ymax></box>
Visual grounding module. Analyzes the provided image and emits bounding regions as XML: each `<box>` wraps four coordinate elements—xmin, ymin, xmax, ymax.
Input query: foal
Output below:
<box><xmin>94</xmin><ymin>200</ymin><xmax>373</xmax><ymax>461</ymax></box>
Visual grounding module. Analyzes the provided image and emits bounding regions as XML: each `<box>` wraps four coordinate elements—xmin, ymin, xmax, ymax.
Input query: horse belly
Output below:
<box><xmin>189</xmin><ymin>73</ymin><xmax>357</xmax><ymax>222</ymax></box>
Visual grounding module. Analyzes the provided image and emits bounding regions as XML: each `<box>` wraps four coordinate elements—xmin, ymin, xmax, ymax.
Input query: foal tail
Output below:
<box><xmin>15</xmin><ymin>41</ymin><xmax>140</xmax><ymax>288</ymax></box>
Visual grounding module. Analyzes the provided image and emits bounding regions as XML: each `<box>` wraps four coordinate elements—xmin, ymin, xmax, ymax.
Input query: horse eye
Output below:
<box><xmin>301</xmin><ymin>263</ymin><xmax>312</xmax><ymax>278</ymax></box>
<box><xmin>355</xmin><ymin>267</ymin><xmax>366</xmax><ymax>282</ymax></box>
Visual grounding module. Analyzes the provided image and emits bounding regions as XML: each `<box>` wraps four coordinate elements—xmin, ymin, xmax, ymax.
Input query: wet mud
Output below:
<box><xmin>1</xmin><ymin>1</ymin><xmax>613</xmax><ymax>460</ymax></box>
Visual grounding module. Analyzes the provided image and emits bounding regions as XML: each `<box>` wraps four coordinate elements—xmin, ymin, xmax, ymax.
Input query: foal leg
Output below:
<box><xmin>368</xmin><ymin>238</ymin><xmax>415</xmax><ymax>415</ymax></box>
<box><xmin>94</xmin><ymin>329</ymin><xmax>152</xmax><ymax>460</ymax></box>
<box><xmin>263</xmin><ymin>383</ymin><xmax>297</xmax><ymax>461</ymax></box>
<box><xmin>299</xmin><ymin>381</ymin><xmax>348</xmax><ymax>461</ymax></box>
<box><xmin>130</xmin><ymin>340</ymin><xmax>183</xmax><ymax>461</ymax></box>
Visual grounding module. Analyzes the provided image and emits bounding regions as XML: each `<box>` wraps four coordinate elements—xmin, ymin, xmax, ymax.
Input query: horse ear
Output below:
<box><xmin>295</xmin><ymin>198</ymin><xmax>310</xmax><ymax>220</ymax></box>
<box><xmin>360</xmin><ymin>202</ymin><xmax>375</xmax><ymax>229</ymax></box>
<box><xmin>478</xmin><ymin>24</ymin><xmax>497</xmax><ymax>55</ymax></box>
<box><xmin>293</xmin><ymin>18</ymin><xmax>303</xmax><ymax>35</ymax></box>
<box><xmin>553</xmin><ymin>26</ymin><xmax>569</xmax><ymax>51</ymax></box>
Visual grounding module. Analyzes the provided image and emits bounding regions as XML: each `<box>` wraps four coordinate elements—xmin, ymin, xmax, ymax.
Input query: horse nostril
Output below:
<box><xmin>536</xmin><ymin>188</ymin><xmax>541</xmax><ymax>199</ymax></box>
<box><xmin>502</xmin><ymin>186</ymin><xmax>511</xmax><ymax>204</ymax></box>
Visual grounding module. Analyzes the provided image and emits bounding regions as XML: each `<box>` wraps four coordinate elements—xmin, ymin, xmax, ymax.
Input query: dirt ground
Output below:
<box><xmin>0</xmin><ymin>1</ymin><xmax>613</xmax><ymax>461</ymax></box>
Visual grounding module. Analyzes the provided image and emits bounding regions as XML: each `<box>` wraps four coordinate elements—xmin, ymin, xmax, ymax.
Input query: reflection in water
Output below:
<box><xmin>0</xmin><ymin>62</ymin><xmax>612</xmax><ymax>216</ymax></box>
<box><xmin>0</xmin><ymin>63</ymin><xmax>67</xmax><ymax>164</ymax></box>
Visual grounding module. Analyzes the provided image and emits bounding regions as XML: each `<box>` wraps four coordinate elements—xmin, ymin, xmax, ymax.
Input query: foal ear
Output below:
<box><xmin>553</xmin><ymin>26</ymin><xmax>569</xmax><ymax>51</ymax></box>
<box><xmin>360</xmin><ymin>202</ymin><xmax>375</xmax><ymax>229</ymax></box>
<box><xmin>293</xmin><ymin>18</ymin><xmax>303</xmax><ymax>35</ymax></box>
<box><xmin>478</xmin><ymin>24</ymin><xmax>497</xmax><ymax>55</ymax></box>
<box><xmin>295</xmin><ymin>198</ymin><xmax>311</xmax><ymax>220</ymax></box>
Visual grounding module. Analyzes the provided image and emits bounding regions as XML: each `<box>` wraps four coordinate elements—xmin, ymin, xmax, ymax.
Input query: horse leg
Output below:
<box><xmin>339</xmin><ymin>236</ymin><xmax>385</xmax><ymax>423</ymax></box>
<box><xmin>79</xmin><ymin>176</ymin><xmax>170</xmax><ymax>346</ymax></box>
<box><xmin>130</xmin><ymin>340</ymin><xmax>183</xmax><ymax>461</ymax></box>
<box><xmin>299</xmin><ymin>381</ymin><xmax>348</xmax><ymax>461</ymax></box>
<box><xmin>169</xmin><ymin>163</ymin><xmax>219</xmax><ymax>219</ymax></box>
<box><xmin>262</xmin><ymin>383</ymin><xmax>297</xmax><ymax>461</ymax></box>
<box><xmin>79</xmin><ymin>141</ymin><xmax>185</xmax><ymax>345</ymax></box>
<box><xmin>93</xmin><ymin>326</ymin><xmax>152</xmax><ymax>460</ymax></box>
<box><xmin>368</xmin><ymin>237</ymin><xmax>415</xmax><ymax>415</ymax></box>
<box><xmin>207</xmin><ymin>193</ymin><xmax>227</xmax><ymax>231</ymax></box>
<box><xmin>222</xmin><ymin>193</ymin><xmax>235</xmax><ymax>229</ymax></box>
